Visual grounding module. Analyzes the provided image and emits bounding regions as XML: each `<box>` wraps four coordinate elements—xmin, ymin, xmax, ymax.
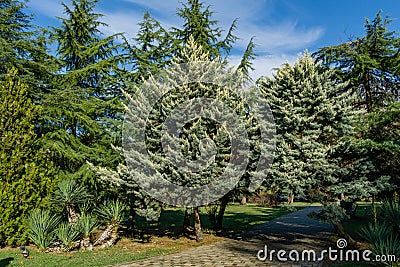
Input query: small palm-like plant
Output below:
<box><xmin>359</xmin><ymin>223</ymin><xmax>400</xmax><ymax>266</ymax></box>
<box><xmin>50</xmin><ymin>179</ymin><xmax>92</xmax><ymax>222</ymax></box>
<box><xmin>76</xmin><ymin>214</ymin><xmax>98</xmax><ymax>250</ymax></box>
<box><xmin>94</xmin><ymin>199</ymin><xmax>127</xmax><ymax>247</ymax></box>
<box><xmin>56</xmin><ymin>223</ymin><xmax>82</xmax><ymax>252</ymax></box>
<box><xmin>380</xmin><ymin>199</ymin><xmax>400</xmax><ymax>233</ymax></box>
<box><xmin>27</xmin><ymin>210</ymin><xmax>60</xmax><ymax>251</ymax></box>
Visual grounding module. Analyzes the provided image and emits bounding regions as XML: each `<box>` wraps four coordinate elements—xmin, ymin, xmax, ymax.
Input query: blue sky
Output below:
<box><xmin>27</xmin><ymin>0</ymin><xmax>400</xmax><ymax>79</ymax></box>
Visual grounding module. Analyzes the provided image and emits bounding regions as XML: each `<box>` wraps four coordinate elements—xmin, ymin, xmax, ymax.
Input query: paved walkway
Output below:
<box><xmin>114</xmin><ymin>206</ymin><xmax>335</xmax><ymax>267</ymax></box>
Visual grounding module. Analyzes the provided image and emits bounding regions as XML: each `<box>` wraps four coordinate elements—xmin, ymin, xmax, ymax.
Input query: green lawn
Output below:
<box><xmin>0</xmin><ymin>204</ymin><xmax>295</xmax><ymax>267</ymax></box>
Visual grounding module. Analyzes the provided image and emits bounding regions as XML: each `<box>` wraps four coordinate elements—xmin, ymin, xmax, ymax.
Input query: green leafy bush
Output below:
<box><xmin>27</xmin><ymin>210</ymin><xmax>60</xmax><ymax>251</ymax></box>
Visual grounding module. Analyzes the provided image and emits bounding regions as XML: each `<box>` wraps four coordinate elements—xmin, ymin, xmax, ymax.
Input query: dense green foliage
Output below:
<box><xmin>40</xmin><ymin>0</ymin><xmax>123</xmax><ymax>194</ymax></box>
<box><xmin>1</xmin><ymin>0</ymin><xmax>399</xmax><ymax>249</ymax></box>
<box><xmin>314</xmin><ymin>11</ymin><xmax>400</xmax><ymax>111</ymax></box>
<box><xmin>314</xmin><ymin>11</ymin><xmax>400</xmax><ymax>196</ymax></box>
<box><xmin>260</xmin><ymin>54</ymin><xmax>358</xmax><ymax>202</ymax></box>
<box><xmin>0</xmin><ymin>71</ymin><xmax>53</xmax><ymax>246</ymax></box>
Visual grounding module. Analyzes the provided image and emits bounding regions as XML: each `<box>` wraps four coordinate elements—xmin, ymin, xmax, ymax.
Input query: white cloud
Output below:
<box><xmin>99</xmin><ymin>11</ymin><xmax>143</xmax><ymax>39</ymax></box>
<box><xmin>236</xmin><ymin>22</ymin><xmax>324</xmax><ymax>53</ymax></box>
<box><xmin>28</xmin><ymin>0</ymin><xmax>64</xmax><ymax>18</ymax></box>
<box><xmin>228</xmin><ymin>53</ymin><xmax>299</xmax><ymax>81</ymax></box>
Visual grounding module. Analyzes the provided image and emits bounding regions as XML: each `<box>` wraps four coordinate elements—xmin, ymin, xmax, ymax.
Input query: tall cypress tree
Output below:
<box><xmin>41</xmin><ymin>0</ymin><xmax>123</xmax><ymax>194</ymax></box>
<box><xmin>0</xmin><ymin>70</ymin><xmax>53</xmax><ymax>246</ymax></box>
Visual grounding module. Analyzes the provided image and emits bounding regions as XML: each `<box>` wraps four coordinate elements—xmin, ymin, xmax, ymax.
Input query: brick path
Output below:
<box><xmin>113</xmin><ymin>206</ymin><xmax>335</xmax><ymax>267</ymax></box>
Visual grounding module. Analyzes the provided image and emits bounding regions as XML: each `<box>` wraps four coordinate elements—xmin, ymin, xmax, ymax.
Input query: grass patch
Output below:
<box><xmin>342</xmin><ymin>203</ymin><xmax>374</xmax><ymax>240</ymax></box>
<box><xmin>0</xmin><ymin>203</ymin><xmax>295</xmax><ymax>267</ymax></box>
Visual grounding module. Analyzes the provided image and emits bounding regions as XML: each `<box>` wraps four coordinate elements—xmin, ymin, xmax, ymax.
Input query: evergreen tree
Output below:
<box><xmin>0</xmin><ymin>0</ymin><xmax>56</xmax><ymax>96</ymax></box>
<box><xmin>0</xmin><ymin>70</ymin><xmax>53</xmax><ymax>246</ymax></box>
<box><xmin>41</xmin><ymin>0</ymin><xmax>123</xmax><ymax>194</ymax></box>
<box><xmin>314</xmin><ymin>11</ymin><xmax>400</xmax><ymax>196</ymax></box>
<box><xmin>172</xmin><ymin>0</ymin><xmax>238</xmax><ymax>61</ymax></box>
<box><xmin>314</xmin><ymin>11</ymin><xmax>400</xmax><ymax>111</ymax></box>
<box><xmin>123</xmin><ymin>36</ymin><xmax>269</xmax><ymax>240</ymax></box>
<box><xmin>126</xmin><ymin>11</ymin><xmax>173</xmax><ymax>85</ymax></box>
<box><xmin>171</xmin><ymin>0</ymin><xmax>258</xmax><ymax>231</ymax></box>
<box><xmin>260</xmin><ymin>54</ymin><xmax>358</xmax><ymax>203</ymax></box>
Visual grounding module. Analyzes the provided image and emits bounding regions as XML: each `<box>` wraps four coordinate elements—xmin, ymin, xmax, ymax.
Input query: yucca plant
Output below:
<box><xmin>360</xmin><ymin>223</ymin><xmax>400</xmax><ymax>266</ymax></box>
<box><xmin>94</xmin><ymin>199</ymin><xmax>127</xmax><ymax>247</ymax></box>
<box><xmin>27</xmin><ymin>210</ymin><xmax>61</xmax><ymax>251</ymax></box>
<box><xmin>50</xmin><ymin>179</ymin><xmax>92</xmax><ymax>223</ymax></box>
<box><xmin>360</xmin><ymin>222</ymin><xmax>392</xmax><ymax>245</ymax></box>
<box><xmin>76</xmin><ymin>214</ymin><xmax>98</xmax><ymax>250</ymax></box>
<box><xmin>380</xmin><ymin>199</ymin><xmax>400</xmax><ymax>234</ymax></box>
<box><xmin>56</xmin><ymin>222</ymin><xmax>82</xmax><ymax>252</ymax></box>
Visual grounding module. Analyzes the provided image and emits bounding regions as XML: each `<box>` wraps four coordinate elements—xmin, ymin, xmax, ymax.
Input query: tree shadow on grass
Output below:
<box><xmin>0</xmin><ymin>257</ymin><xmax>14</xmax><ymax>267</ymax></box>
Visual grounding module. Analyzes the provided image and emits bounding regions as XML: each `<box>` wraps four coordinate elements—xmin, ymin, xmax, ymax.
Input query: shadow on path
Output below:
<box><xmin>114</xmin><ymin>206</ymin><xmax>336</xmax><ymax>267</ymax></box>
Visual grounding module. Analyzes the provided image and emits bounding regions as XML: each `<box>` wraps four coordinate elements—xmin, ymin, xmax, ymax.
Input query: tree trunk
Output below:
<box><xmin>193</xmin><ymin>207</ymin><xmax>203</xmax><ymax>242</ymax></box>
<box><xmin>216</xmin><ymin>193</ymin><xmax>230</xmax><ymax>231</ymax></box>
<box><xmin>80</xmin><ymin>236</ymin><xmax>92</xmax><ymax>250</ymax></box>
<box><xmin>240</xmin><ymin>195</ymin><xmax>247</xmax><ymax>205</ymax></box>
<box><xmin>288</xmin><ymin>193</ymin><xmax>295</xmax><ymax>204</ymax></box>
<box><xmin>127</xmin><ymin>206</ymin><xmax>135</xmax><ymax>237</ymax></box>
<box><xmin>94</xmin><ymin>223</ymin><xmax>117</xmax><ymax>246</ymax></box>
<box><xmin>182</xmin><ymin>207</ymin><xmax>192</xmax><ymax>234</ymax></box>
<box><xmin>331</xmin><ymin>218</ymin><xmax>360</xmax><ymax>248</ymax></box>
<box><xmin>66</xmin><ymin>205</ymin><xmax>77</xmax><ymax>223</ymax></box>
<box><xmin>100</xmin><ymin>229</ymin><xmax>119</xmax><ymax>248</ymax></box>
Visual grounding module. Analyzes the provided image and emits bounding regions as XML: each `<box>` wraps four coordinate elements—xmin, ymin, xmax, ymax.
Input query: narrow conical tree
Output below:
<box><xmin>0</xmin><ymin>70</ymin><xmax>53</xmax><ymax>246</ymax></box>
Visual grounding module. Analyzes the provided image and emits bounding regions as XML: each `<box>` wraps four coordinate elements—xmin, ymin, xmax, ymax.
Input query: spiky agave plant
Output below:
<box><xmin>380</xmin><ymin>198</ymin><xmax>400</xmax><ymax>234</ymax></box>
<box><xmin>94</xmin><ymin>199</ymin><xmax>127</xmax><ymax>247</ymax></box>
<box><xmin>56</xmin><ymin>222</ymin><xmax>82</xmax><ymax>252</ymax></box>
<box><xmin>27</xmin><ymin>210</ymin><xmax>60</xmax><ymax>251</ymax></box>
<box><xmin>76</xmin><ymin>214</ymin><xmax>98</xmax><ymax>250</ymax></box>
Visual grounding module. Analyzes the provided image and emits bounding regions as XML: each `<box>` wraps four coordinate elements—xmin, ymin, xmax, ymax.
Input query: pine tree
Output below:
<box><xmin>0</xmin><ymin>0</ymin><xmax>56</xmax><ymax>96</ymax></box>
<box><xmin>123</xmin><ymin>36</ymin><xmax>270</xmax><ymax>240</ymax></box>
<box><xmin>314</xmin><ymin>11</ymin><xmax>400</xmax><ymax>111</ymax></box>
<box><xmin>172</xmin><ymin>0</ymin><xmax>238</xmax><ymax>61</ymax></box>
<box><xmin>0</xmin><ymin>69</ymin><xmax>53</xmax><ymax>246</ymax></box>
<box><xmin>126</xmin><ymin>11</ymin><xmax>173</xmax><ymax>85</ymax></box>
<box><xmin>171</xmin><ymin>0</ymin><xmax>258</xmax><ymax>231</ymax></box>
<box><xmin>314</xmin><ymin>11</ymin><xmax>399</xmax><ymax>196</ymax></box>
<box><xmin>260</xmin><ymin>53</ymin><xmax>358</xmax><ymax>203</ymax></box>
<box><xmin>41</xmin><ymin>0</ymin><xmax>123</xmax><ymax>194</ymax></box>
